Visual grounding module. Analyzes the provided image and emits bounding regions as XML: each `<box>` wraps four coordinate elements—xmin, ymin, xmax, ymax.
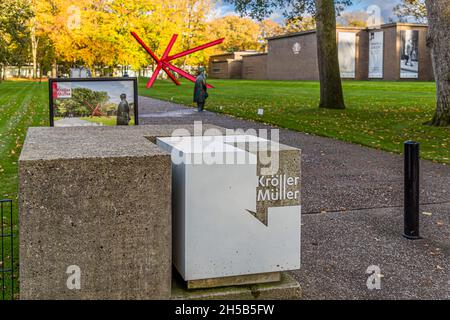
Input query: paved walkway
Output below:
<box><xmin>55</xmin><ymin>117</ymin><xmax>100</xmax><ymax>127</ymax></box>
<box><xmin>139</xmin><ymin>96</ymin><xmax>450</xmax><ymax>300</ymax></box>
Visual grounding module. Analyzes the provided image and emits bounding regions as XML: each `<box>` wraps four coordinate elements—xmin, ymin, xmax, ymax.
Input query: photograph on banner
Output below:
<box><xmin>338</xmin><ymin>32</ymin><xmax>356</xmax><ymax>78</ymax></box>
<box><xmin>368</xmin><ymin>31</ymin><xmax>384</xmax><ymax>79</ymax></box>
<box><xmin>400</xmin><ymin>30</ymin><xmax>419</xmax><ymax>79</ymax></box>
<box><xmin>49</xmin><ymin>78</ymin><xmax>139</xmax><ymax>127</ymax></box>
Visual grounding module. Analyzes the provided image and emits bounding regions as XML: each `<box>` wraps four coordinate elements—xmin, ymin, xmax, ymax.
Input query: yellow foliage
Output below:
<box><xmin>30</xmin><ymin>0</ymin><xmax>282</xmax><ymax>70</ymax></box>
<box><xmin>207</xmin><ymin>15</ymin><xmax>260</xmax><ymax>53</ymax></box>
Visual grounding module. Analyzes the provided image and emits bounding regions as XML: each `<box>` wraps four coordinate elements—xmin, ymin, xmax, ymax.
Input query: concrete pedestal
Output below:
<box><xmin>171</xmin><ymin>272</ymin><xmax>302</xmax><ymax>300</ymax></box>
<box><xmin>19</xmin><ymin>125</ymin><xmax>220</xmax><ymax>300</ymax></box>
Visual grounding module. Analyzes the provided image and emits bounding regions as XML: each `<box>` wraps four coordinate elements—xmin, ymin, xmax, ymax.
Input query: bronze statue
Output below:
<box><xmin>193</xmin><ymin>67</ymin><xmax>208</xmax><ymax>112</ymax></box>
<box><xmin>116</xmin><ymin>93</ymin><xmax>131</xmax><ymax>125</ymax></box>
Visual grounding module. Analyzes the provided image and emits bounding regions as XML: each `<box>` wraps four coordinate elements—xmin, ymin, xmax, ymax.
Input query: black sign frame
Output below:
<box><xmin>48</xmin><ymin>77</ymin><xmax>139</xmax><ymax>127</ymax></box>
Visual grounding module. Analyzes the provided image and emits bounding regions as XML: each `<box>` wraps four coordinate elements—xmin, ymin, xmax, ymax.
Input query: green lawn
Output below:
<box><xmin>0</xmin><ymin>79</ymin><xmax>449</xmax><ymax>299</ymax></box>
<box><xmin>0</xmin><ymin>81</ymin><xmax>49</xmax><ymax>299</ymax></box>
<box><xmin>139</xmin><ymin>78</ymin><xmax>449</xmax><ymax>165</ymax></box>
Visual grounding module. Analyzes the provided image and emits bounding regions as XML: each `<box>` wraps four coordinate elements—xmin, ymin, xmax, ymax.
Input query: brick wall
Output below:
<box><xmin>208</xmin><ymin>24</ymin><xmax>434</xmax><ymax>82</ymax></box>
<box><xmin>267</xmin><ymin>31</ymin><xmax>319</xmax><ymax>81</ymax></box>
<box><xmin>242</xmin><ymin>54</ymin><xmax>268</xmax><ymax>80</ymax></box>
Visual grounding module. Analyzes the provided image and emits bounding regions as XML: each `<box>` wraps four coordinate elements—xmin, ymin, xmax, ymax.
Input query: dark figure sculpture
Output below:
<box><xmin>193</xmin><ymin>67</ymin><xmax>208</xmax><ymax>112</ymax></box>
<box><xmin>117</xmin><ymin>93</ymin><xmax>131</xmax><ymax>125</ymax></box>
<box><xmin>404</xmin><ymin>39</ymin><xmax>414</xmax><ymax>67</ymax></box>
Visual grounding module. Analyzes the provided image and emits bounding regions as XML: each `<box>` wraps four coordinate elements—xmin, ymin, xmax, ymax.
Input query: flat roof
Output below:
<box><xmin>267</xmin><ymin>22</ymin><xmax>429</xmax><ymax>41</ymax></box>
<box><xmin>381</xmin><ymin>22</ymin><xmax>429</xmax><ymax>28</ymax></box>
<box><xmin>242</xmin><ymin>53</ymin><xmax>268</xmax><ymax>57</ymax></box>
<box><xmin>267</xmin><ymin>29</ymin><xmax>317</xmax><ymax>41</ymax></box>
<box><xmin>210</xmin><ymin>51</ymin><xmax>260</xmax><ymax>58</ymax></box>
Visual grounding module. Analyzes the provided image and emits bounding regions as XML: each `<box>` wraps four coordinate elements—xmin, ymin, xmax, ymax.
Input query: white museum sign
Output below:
<box><xmin>157</xmin><ymin>135</ymin><xmax>301</xmax><ymax>281</ymax></box>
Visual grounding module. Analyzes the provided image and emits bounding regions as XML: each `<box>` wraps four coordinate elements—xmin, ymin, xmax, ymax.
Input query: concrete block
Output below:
<box><xmin>19</xmin><ymin>126</ymin><xmax>201</xmax><ymax>299</ymax></box>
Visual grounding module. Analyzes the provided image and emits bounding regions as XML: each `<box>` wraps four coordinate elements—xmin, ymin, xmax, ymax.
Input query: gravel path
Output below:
<box><xmin>55</xmin><ymin>117</ymin><xmax>100</xmax><ymax>127</ymax></box>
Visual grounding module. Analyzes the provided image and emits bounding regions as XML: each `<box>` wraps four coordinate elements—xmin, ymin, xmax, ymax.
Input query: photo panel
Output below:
<box><xmin>400</xmin><ymin>30</ymin><xmax>419</xmax><ymax>79</ymax></box>
<box><xmin>49</xmin><ymin>78</ymin><xmax>139</xmax><ymax>127</ymax></box>
<box><xmin>369</xmin><ymin>31</ymin><xmax>384</xmax><ymax>79</ymax></box>
<box><xmin>338</xmin><ymin>32</ymin><xmax>357</xmax><ymax>79</ymax></box>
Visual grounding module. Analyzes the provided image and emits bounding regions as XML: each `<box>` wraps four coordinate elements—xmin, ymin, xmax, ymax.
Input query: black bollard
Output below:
<box><xmin>404</xmin><ymin>141</ymin><xmax>421</xmax><ymax>240</ymax></box>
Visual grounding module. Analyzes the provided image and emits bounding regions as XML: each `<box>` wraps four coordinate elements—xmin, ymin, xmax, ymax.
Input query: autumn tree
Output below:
<box><xmin>207</xmin><ymin>15</ymin><xmax>260</xmax><ymax>53</ymax></box>
<box><xmin>258</xmin><ymin>19</ymin><xmax>283</xmax><ymax>51</ymax></box>
<box><xmin>35</xmin><ymin>35</ymin><xmax>55</xmax><ymax>78</ymax></box>
<box><xmin>395</xmin><ymin>0</ymin><xmax>427</xmax><ymax>23</ymax></box>
<box><xmin>337</xmin><ymin>11</ymin><xmax>368</xmax><ymax>27</ymax></box>
<box><xmin>425</xmin><ymin>0</ymin><xmax>450</xmax><ymax>126</ymax></box>
<box><xmin>32</xmin><ymin>0</ymin><xmax>93</xmax><ymax>75</ymax></box>
<box><xmin>28</xmin><ymin>0</ymin><xmax>59</xmax><ymax>78</ymax></box>
<box><xmin>24</xmin><ymin>0</ymin><xmax>209</xmax><ymax>77</ymax></box>
<box><xmin>177</xmin><ymin>0</ymin><xmax>212</xmax><ymax>67</ymax></box>
<box><xmin>226</xmin><ymin>0</ymin><xmax>350</xmax><ymax>109</ymax></box>
<box><xmin>0</xmin><ymin>0</ymin><xmax>32</xmax><ymax>80</ymax></box>
<box><xmin>284</xmin><ymin>16</ymin><xmax>316</xmax><ymax>33</ymax></box>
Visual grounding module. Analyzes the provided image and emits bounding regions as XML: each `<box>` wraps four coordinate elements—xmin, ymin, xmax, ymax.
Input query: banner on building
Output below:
<box><xmin>400</xmin><ymin>30</ymin><xmax>419</xmax><ymax>79</ymax></box>
<box><xmin>338</xmin><ymin>32</ymin><xmax>356</xmax><ymax>78</ymax></box>
<box><xmin>369</xmin><ymin>31</ymin><xmax>384</xmax><ymax>78</ymax></box>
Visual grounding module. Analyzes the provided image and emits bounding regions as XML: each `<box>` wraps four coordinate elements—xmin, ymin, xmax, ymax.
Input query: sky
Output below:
<box><xmin>211</xmin><ymin>0</ymin><xmax>403</xmax><ymax>24</ymax></box>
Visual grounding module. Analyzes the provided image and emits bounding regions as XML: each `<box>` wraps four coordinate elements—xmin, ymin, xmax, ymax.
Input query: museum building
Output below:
<box><xmin>208</xmin><ymin>23</ymin><xmax>433</xmax><ymax>81</ymax></box>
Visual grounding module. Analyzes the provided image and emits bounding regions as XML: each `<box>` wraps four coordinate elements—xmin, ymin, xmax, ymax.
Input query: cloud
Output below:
<box><xmin>207</xmin><ymin>1</ymin><xmax>238</xmax><ymax>21</ymax></box>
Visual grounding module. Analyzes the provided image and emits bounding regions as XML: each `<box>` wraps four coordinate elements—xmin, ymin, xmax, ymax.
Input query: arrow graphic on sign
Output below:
<box><xmin>246</xmin><ymin>209</ymin><xmax>269</xmax><ymax>227</ymax></box>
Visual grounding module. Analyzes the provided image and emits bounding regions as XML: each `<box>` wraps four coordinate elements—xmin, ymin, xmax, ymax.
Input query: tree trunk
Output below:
<box><xmin>425</xmin><ymin>0</ymin><xmax>450</xmax><ymax>126</ymax></box>
<box><xmin>30</xmin><ymin>18</ymin><xmax>39</xmax><ymax>79</ymax></box>
<box><xmin>315</xmin><ymin>0</ymin><xmax>345</xmax><ymax>109</ymax></box>
<box><xmin>39</xmin><ymin>63</ymin><xmax>42</xmax><ymax>82</ymax></box>
<box><xmin>51</xmin><ymin>61</ymin><xmax>57</xmax><ymax>78</ymax></box>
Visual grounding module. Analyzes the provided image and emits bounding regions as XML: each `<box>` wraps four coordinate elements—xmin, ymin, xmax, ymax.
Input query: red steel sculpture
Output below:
<box><xmin>131</xmin><ymin>32</ymin><xmax>224</xmax><ymax>89</ymax></box>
